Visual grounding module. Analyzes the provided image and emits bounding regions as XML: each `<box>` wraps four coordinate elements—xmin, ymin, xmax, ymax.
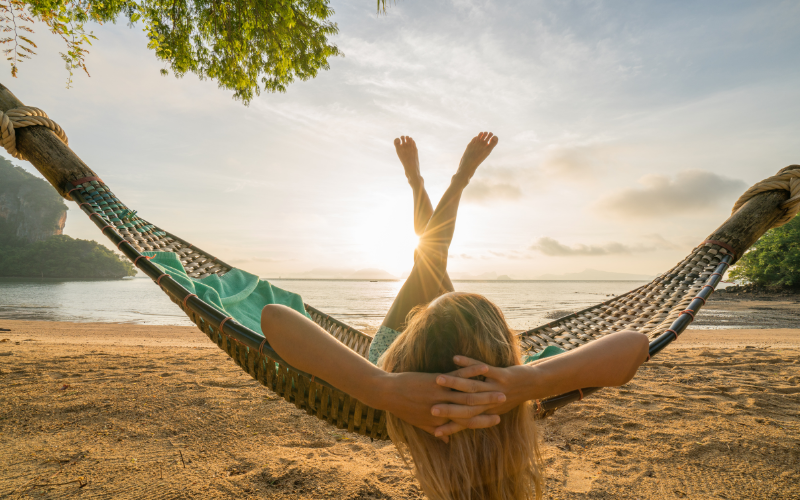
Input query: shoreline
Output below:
<box><xmin>2</xmin><ymin>319</ymin><xmax>800</xmax><ymax>349</ymax></box>
<box><xmin>3</xmin><ymin>280</ymin><xmax>798</xmax><ymax>334</ymax></box>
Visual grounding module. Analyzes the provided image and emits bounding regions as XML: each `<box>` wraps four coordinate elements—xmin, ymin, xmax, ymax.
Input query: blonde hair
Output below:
<box><xmin>381</xmin><ymin>293</ymin><xmax>544</xmax><ymax>500</ymax></box>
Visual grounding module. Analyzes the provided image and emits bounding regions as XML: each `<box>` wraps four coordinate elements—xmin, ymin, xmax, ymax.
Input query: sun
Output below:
<box><xmin>352</xmin><ymin>203</ymin><xmax>420</xmax><ymax>278</ymax></box>
<box><xmin>372</xmin><ymin>230</ymin><xmax>419</xmax><ymax>278</ymax></box>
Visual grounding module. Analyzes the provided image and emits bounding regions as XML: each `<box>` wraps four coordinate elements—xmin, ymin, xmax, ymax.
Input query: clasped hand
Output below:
<box><xmin>384</xmin><ymin>355</ymin><xmax>532</xmax><ymax>442</ymax></box>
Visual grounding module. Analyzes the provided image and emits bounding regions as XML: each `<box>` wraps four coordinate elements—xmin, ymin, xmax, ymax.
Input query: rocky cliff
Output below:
<box><xmin>0</xmin><ymin>156</ymin><xmax>67</xmax><ymax>245</ymax></box>
<box><xmin>0</xmin><ymin>155</ymin><xmax>135</xmax><ymax>278</ymax></box>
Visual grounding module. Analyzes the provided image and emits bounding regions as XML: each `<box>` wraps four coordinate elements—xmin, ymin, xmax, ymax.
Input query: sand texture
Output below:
<box><xmin>1</xmin><ymin>320</ymin><xmax>799</xmax><ymax>499</ymax></box>
<box><xmin>691</xmin><ymin>294</ymin><xmax>800</xmax><ymax>329</ymax></box>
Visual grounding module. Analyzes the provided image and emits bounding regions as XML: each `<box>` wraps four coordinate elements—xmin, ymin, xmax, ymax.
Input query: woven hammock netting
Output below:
<box><xmin>2</xmin><ymin>101</ymin><xmax>799</xmax><ymax>440</ymax></box>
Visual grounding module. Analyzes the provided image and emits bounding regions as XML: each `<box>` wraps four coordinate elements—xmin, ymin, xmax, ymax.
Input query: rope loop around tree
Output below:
<box><xmin>731</xmin><ymin>165</ymin><xmax>800</xmax><ymax>229</ymax></box>
<box><xmin>0</xmin><ymin>106</ymin><xmax>68</xmax><ymax>161</ymax></box>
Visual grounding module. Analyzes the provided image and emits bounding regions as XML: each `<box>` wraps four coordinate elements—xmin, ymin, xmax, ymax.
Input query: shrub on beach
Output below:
<box><xmin>729</xmin><ymin>215</ymin><xmax>800</xmax><ymax>288</ymax></box>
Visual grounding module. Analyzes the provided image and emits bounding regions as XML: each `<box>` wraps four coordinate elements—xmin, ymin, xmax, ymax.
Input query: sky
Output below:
<box><xmin>9</xmin><ymin>0</ymin><xmax>800</xmax><ymax>279</ymax></box>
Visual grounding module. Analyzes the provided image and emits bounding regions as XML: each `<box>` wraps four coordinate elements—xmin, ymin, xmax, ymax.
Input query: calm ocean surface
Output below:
<box><xmin>0</xmin><ymin>277</ymin><xmax>648</xmax><ymax>332</ymax></box>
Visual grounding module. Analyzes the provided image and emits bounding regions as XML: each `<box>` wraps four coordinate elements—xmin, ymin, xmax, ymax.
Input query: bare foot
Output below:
<box><xmin>394</xmin><ymin>136</ymin><xmax>423</xmax><ymax>188</ymax></box>
<box><xmin>455</xmin><ymin>132</ymin><xmax>499</xmax><ymax>184</ymax></box>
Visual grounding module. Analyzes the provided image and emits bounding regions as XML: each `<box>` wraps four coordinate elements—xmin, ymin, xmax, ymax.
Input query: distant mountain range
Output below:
<box><xmin>280</xmin><ymin>268</ymin><xmax>400</xmax><ymax>280</ymax></box>
<box><xmin>533</xmin><ymin>268</ymin><xmax>653</xmax><ymax>281</ymax></box>
<box><xmin>449</xmin><ymin>271</ymin><xmax>500</xmax><ymax>280</ymax></box>
<box><xmin>277</xmin><ymin>267</ymin><xmax>652</xmax><ymax>281</ymax></box>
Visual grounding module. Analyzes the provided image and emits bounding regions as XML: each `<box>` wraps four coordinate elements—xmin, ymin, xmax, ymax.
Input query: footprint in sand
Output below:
<box><xmin>563</xmin><ymin>459</ymin><xmax>599</xmax><ymax>493</ymax></box>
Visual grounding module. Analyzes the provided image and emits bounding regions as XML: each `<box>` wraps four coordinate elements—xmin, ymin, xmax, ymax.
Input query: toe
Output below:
<box><xmin>489</xmin><ymin>135</ymin><xmax>499</xmax><ymax>147</ymax></box>
<box><xmin>394</xmin><ymin>138</ymin><xmax>401</xmax><ymax>147</ymax></box>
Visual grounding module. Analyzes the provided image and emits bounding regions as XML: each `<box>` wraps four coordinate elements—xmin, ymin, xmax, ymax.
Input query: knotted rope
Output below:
<box><xmin>731</xmin><ymin>165</ymin><xmax>800</xmax><ymax>229</ymax></box>
<box><xmin>0</xmin><ymin>106</ymin><xmax>68</xmax><ymax>161</ymax></box>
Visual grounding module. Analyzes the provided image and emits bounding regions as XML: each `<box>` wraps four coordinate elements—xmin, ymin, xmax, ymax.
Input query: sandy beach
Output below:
<box><xmin>1</xmin><ymin>318</ymin><xmax>799</xmax><ymax>499</ymax></box>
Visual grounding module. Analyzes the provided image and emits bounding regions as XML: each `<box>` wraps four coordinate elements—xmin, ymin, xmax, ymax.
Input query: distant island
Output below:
<box><xmin>281</xmin><ymin>267</ymin><xmax>400</xmax><ymax>280</ymax></box>
<box><xmin>277</xmin><ymin>268</ymin><xmax>522</xmax><ymax>281</ymax></box>
<box><xmin>534</xmin><ymin>268</ymin><xmax>653</xmax><ymax>281</ymax></box>
<box><xmin>0</xmin><ymin>156</ymin><xmax>135</xmax><ymax>279</ymax></box>
<box><xmin>273</xmin><ymin>268</ymin><xmax>654</xmax><ymax>281</ymax></box>
<box><xmin>450</xmin><ymin>271</ymin><xmax>501</xmax><ymax>280</ymax></box>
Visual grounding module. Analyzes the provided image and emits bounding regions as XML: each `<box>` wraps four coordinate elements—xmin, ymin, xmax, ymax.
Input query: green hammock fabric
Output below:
<box><xmin>144</xmin><ymin>251</ymin><xmax>310</xmax><ymax>334</ymax></box>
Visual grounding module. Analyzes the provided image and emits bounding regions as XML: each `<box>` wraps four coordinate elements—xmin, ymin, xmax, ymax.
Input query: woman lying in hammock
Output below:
<box><xmin>261</xmin><ymin>132</ymin><xmax>649</xmax><ymax>499</ymax></box>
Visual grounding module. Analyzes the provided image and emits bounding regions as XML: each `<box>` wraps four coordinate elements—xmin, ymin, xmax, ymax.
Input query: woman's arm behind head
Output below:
<box><xmin>432</xmin><ymin>329</ymin><xmax>650</xmax><ymax>422</ymax></box>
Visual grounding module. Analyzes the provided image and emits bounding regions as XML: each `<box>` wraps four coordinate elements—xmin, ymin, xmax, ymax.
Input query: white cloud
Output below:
<box><xmin>531</xmin><ymin>237</ymin><xmax>655</xmax><ymax>256</ymax></box>
<box><xmin>539</xmin><ymin>142</ymin><xmax>623</xmax><ymax>179</ymax></box>
<box><xmin>597</xmin><ymin>170</ymin><xmax>747</xmax><ymax>218</ymax></box>
<box><xmin>463</xmin><ymin>180</ymin><xmax>522</xmax><ymax>203</ymax></box>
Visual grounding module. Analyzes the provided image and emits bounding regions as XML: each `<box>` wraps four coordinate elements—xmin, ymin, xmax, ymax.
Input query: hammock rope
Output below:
<box><xmin>0</xmin><ymin>106</ymin><xmax>68</xmax><ymax>160</ymax></box>
<box><xmin>2</xmin><ymin>98</ymin><xmax>798</xmax><ymax>439</ymax></box>
<box><xmin>732</xmin><ymin>165</ymin><xmax>800</xmax><ymax>229</ymax></box>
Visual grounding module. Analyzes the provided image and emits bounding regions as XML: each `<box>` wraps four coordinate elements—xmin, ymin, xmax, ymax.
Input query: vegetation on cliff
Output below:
<box><xmin>0</xmin><ymin>155</ymin><xmax>66</xmax><ymax>243</ymax></box>
<box><xmin>0</xmin><ymin>235</ymin><xmax>136</xmax><ymax>278</ymax></box>
<box><xmin>729</xmin><ymin>215</ymin><xmax>800</xmax><ymax>288</ymax></box>
<box><xmin>0</xmin><ymin>156</ymin><xmax>135</xmax><ymax>279</ymax></box>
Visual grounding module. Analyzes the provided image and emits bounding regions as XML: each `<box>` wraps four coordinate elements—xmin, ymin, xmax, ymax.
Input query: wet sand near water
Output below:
<box><xmin>1</xmin><ymin>320</ymin><xmax>799</xmax><ymax>499</ymax></box>
<box><xmin>691</xmin><ymin>294</ymin><xmax>800</xmax><ymax>329</ymax></box>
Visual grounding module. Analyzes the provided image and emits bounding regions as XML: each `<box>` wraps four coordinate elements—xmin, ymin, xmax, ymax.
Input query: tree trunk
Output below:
<box><xmin>0</xmin><ymin>83</ymin><xmax>97</xmax><ymax>200</ymax></box>
<box><xmin>706</xmin><ymin>165</ymin><xmax>800</xmax><ymax>263</ymax></box>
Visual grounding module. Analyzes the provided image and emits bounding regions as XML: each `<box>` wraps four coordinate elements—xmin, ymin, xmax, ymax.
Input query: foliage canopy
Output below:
<box><xmin>729</xmin><ymin>215</ymin><xmax>800</xmax><ymax>288</ymax></box>
<box><xmin>2</xmin><ymin>0</ymin><xmax>341</xmax><ymax>102</ymax></box>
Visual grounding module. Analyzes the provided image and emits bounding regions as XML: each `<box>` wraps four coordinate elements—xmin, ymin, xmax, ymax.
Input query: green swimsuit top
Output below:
<box><xmin>367</xmin><ymin>325</ymin><xmax>565</xmax><ymax>366</ymax></box>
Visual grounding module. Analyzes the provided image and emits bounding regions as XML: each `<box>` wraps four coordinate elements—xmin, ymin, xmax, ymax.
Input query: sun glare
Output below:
<box><xmin>354</xmin><ymin>215</ymin><xmax>419</xmax><ymax>278</ymax></box>
<box><xmin>349</xmin><ymin>195</ymin><xmax>424</xmax><ymax>278</ymax></box>
<box><xmin>370</xmin><ymin>231</ymin><xmax>418</xmax><ymax>278</ymax></box>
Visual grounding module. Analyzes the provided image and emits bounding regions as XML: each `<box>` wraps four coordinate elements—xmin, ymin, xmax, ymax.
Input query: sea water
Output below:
<box><xmin>0</xmin><ymin>277</ymin><xmax>646</xmax><ymax>332</ymax></box>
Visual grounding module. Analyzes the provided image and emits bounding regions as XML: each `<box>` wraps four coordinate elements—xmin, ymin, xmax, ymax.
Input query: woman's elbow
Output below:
<box><xmin>618</xmin><ymin>331</ymin><xmax>649</xmax><ymax>385</ymax></box>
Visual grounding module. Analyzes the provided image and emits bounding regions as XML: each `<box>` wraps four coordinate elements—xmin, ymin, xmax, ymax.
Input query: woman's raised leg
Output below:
<box><xmin>394</xmin><ymin>136</ymin><xmax>434</xmax><ymax>237</ymax></box>
<box><xmin>382</xmin><ymin>132</ymin><xmax>499</xmax><ymax>331</ymax></box>
<box><xmin>395</xmin><ymin>136</ymin><xmax>456</xmax><ymax>294</ymax></box>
